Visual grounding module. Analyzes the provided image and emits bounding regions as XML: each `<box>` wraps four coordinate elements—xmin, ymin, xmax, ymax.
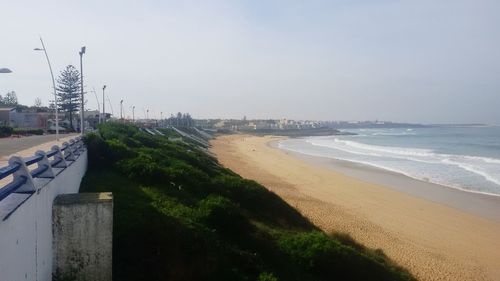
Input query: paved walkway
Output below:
<box><xmin>0</xmin><ymin>134</ymin><xmax>79</xmax><ymax>186</ymax></box>
<box><xmin>0</xmin><ymin>134</ymin><xmax>78</xmax><ymax>158</ymax></box>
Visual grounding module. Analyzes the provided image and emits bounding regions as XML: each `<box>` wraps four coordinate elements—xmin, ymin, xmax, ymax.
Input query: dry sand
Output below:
<box><xmin>210</xmin><ymin>134</ymin><xmax>500</xmax><ymax>281</ymax></box>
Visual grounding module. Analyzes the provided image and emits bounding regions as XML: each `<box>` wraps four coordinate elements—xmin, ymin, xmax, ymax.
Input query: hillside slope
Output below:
<box><xmin>81</xmin><ymin>123</ymin><xmax>415</xmax><ymax>281</ymax></box>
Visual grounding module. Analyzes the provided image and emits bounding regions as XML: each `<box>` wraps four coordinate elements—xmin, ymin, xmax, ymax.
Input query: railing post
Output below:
<box><xmin>76</xmin><ymin>137</ymin><xmax>85</xmax><ymax>153</ymax></box>
<box><xmin>63</xmin><ymin>142</ymin><xmax>76</xmax><ymax>161</ymax></box>
<box><xmin>51</xmin><ymin>145</ymin><xmax>68</xmax><ymax>168</ymax></box>
<box><xmin>32</xmin><ymin>150</ymin><xmax>55</xmax><ymax>179</ymax></box>
<box><xmin>8</xmin><ymin>156</ymin><xmax>36</xmax><ymax>193</ymax></box>
<box><xmin>69</xmin><ymin>139</ymin><xmax>81</xmax><ymax>156</ymax></box>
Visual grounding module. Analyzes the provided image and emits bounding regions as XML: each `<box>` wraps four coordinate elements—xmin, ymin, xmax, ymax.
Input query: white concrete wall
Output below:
<box><xmin>53</xmin><ymin>192</ymin><xmax>113</xmax><ymax>281</ymax></box>
<box><xmin>0</xmin><ymin>151</ymin><xmax>87</xmax><ymax>281</ymax></box>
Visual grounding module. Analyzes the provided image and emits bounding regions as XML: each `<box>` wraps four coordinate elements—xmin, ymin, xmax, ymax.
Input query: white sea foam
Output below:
<box><xmin>279</xmin><ymin>136</ymin><xmax>500</xmax><ymax>196</ymax></box>
<box><xmin>307</xmin><ymin>138</ymin><xmax>436</xmax><ymax>159</ymax></box>
<box><xmin>371</xmin><ymin>132</ymin><xmax>416</xmax><ymax>136</ymax></box>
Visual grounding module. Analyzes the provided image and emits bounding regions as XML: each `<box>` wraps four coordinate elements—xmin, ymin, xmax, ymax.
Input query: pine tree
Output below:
<box><xmin>34</xmin><ymin>97</ymin><xmax>42</xmax><ymax>108</ymax></box>
<box><xmin>1</xmin><ymin>91</ymin><xmax>18</xmax><ymax>106</ymax></box>
<box><xmin>56</xmin><ymin>65</ymin><xmax>80</xmax><ymax>130</ymax></box>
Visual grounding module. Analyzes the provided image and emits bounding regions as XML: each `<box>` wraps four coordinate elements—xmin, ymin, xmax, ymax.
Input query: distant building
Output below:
<box><xmin>84</xmin><ymin>110</ymin><xmax>101</xmax><ymax>129</ymax></box>
<box><xmin>9</xmin><ymin>111</ymin><xmax>50</xmax><ymax>129</ymax></box>
<box><xmin>0</xmin><ymin>107</ymin><xmax>15</xmax><ymax>126</ymax></box>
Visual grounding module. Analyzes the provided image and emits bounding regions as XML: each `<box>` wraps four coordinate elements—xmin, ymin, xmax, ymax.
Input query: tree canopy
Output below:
<box><xmin>0</xmin><ymin>91</ymin><xmax>18</xmax><ymax>106</ymax></box>
<box><xmin>56</xmin><ymin>65</ymin><xmax>80</xmax><ymax>130</ymax></box>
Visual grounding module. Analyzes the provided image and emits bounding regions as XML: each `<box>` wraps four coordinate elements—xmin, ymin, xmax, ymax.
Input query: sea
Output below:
<box><xmin>277</xmin><ymin>125</ymin><xmax>500</xmax><ymax>196</ymax></box>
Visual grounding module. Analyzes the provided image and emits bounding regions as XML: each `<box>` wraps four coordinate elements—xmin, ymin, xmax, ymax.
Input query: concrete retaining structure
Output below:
<box><xmin>0</xmin><ymin>137</ymin><xmax>87</xmax><ymax>281</ymax></box>
<box><xmin>53</xmin><ymin>192</ymin><xmax>113</xmax><ymax>281</ymax></box>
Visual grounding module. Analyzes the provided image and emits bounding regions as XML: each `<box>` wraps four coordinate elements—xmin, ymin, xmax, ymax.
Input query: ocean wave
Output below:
<box><xmin>283</xmin><ymin>138</ymin><xmax>500</xmax><ymax>195</ymax></box>
<box><xmin>442</xmin><ymin>159</ymin><xmax>500</xmax><ymax>186</ymax></box>
<box><xmin>307</xmin><ymin>138</ymin><xmax>435</xmax><ymax>157</ymax></box>
<box><xmin>371</xmin><ymin>132</ymin><xmax>416</xmax><ymax>136</ymax></box>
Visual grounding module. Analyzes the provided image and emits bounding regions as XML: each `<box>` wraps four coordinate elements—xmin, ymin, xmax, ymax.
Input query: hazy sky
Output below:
<box><xmin>1</xmin><ymin>0</ymin><xmax>499</xmax><ymax>124</ymax></box>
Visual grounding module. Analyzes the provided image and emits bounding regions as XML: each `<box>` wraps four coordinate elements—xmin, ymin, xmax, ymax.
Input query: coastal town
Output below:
<box><xmin>1</xmin><ymin>1</ymin><xmax>499</xmax><ymax>281</ymax></box>
<box><xmin>1</xmin><ymin>93</ymin><xmax>426</xmax><ymax>138</ymax></box>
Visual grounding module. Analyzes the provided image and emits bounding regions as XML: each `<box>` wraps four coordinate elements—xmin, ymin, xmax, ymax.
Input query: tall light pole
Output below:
<box><xmin>132</xmin><ymin>106</ymin><xmax>135</xmax><ymax>122</ymax></box>
<box><xmin>146</xmin><ymin>109</ymin><xmax>149</xmax><ymax>120</ymax></box>
<box><xmin>102</xmin><ymin>85</ymin><xmax>106</xmax><ymax>123</ymax></box>
<box><xmin>79</xmin><ymin>46</ymin><xmax>86</xmax><ymax>135</ymax></box>
<box><xmin>34</xmin><ymin>37</ymin><xmax>59</xmax><ymax>141</ymax></box>
<box><xmin>92</xmin><ymin>87</ymin><xmax>101</xmax><ymax>124</ymax></box>
<box><xmin>120</xmin><ymin>99</ymin><xmax>123</xmax><ymax>121</ymax></box>
<box><xmin>107</xmin><ymin>96</ymin><xmax>114</xmax><ymax>116</ymax></box>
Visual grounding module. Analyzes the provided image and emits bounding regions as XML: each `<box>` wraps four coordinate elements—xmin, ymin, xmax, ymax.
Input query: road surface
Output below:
<box><xmin>0</xmin><ymin>134</ymin><xmax>78</xmax><ymax>157</ymax></box>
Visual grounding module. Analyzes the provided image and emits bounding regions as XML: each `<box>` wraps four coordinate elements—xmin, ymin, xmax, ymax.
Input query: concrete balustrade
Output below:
<box><xmin>0</xmin><ymin>137</ymin><xmax>88</xmax><ymax>281</ymax></box>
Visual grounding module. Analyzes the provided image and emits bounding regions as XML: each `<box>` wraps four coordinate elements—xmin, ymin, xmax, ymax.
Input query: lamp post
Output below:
<box><xmin>132</xmin><ymin>106</ymin><xmax>135</xmax><ymax>122</ymax></box>
<box><xmin>146</xmin><ymin>109</ymin><xmax>149</xmax><ymax>120</ymax></box>
<box><xmin>34</xmin><ymin>37</ymin><xmax>59</xmax><ymax>141</ymax></box>
<box><xmin>107</xmin><ymin>96</ymin><xmax>114</xmax><ymax>116</ymax></box>
<box><xmin>120</xmin><ymin>99</ymin><xmax>123</xmax><ymax>121</ymax></box>
<box><xmin>102</xmin><ymin>85</ymin><xmax>106</xmax><ymax>123</ymax></box>
<box><xmin>79</xmin><ymin>46</ymin><xmax>86</xmax><ymax>135</ymax></box>
<box><xmin>92</xmin><ymin>87</ymin><xmax>101</xmax><ymax>124</ymax></box>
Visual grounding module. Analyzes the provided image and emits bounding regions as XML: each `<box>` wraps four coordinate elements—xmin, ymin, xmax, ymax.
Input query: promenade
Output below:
<box><xmin>0</xmin><ymin>134</ymin><xmax>77</xmax><ymax>186</ymax></box>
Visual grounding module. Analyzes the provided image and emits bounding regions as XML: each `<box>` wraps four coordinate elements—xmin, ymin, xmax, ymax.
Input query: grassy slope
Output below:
<box><xmin>80</xmin><ymin>123</ymin><xmax>416</xmax><ymax>281</ymax></box>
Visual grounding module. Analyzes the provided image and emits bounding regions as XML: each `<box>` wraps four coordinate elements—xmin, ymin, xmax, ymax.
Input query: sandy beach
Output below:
<box><xmin>210</xmin><ymin>134</ymin><xmax>500</xmax><ymax>281</ymax></box>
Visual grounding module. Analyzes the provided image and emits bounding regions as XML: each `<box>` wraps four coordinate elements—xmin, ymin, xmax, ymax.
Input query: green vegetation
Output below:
<box><xmin>12</xmin><ymin>127</ymin><xmax>44</xmax><ymax>136</ymax></box>
<box><xmin>81</xmin><ymin>123</ymin><xmax>416</xmax><ymax>281</ymax></box>
<box><xmin>0</xmin><ymin>126</ymin><xmax>45</xmax><ymax>137</ymax></box>
<box><xmin>0</xmin><ymin>125</ymin><xmax>13</xmax><ymax>137</ymax></box>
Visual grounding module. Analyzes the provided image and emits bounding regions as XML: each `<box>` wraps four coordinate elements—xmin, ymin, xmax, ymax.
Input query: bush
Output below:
<box><xmin>278</xmin><ymin>231</ymin><xmax>414</xmax><ymax>281</ymax></box>
<box><xmin>13</xmin><ymin>128</ymin><xmax>44</xmax><ymax>135</ymax></box>
<box><xmin>118</xmin><ymin>152</ymin><xmax>166</xmax><ymax>182</ymax></box>
<box><xmin>0</xmin><ymin>126</ymin><xmax>13</xmax><ymax>137</ymax></box>
<box><xmin>258</xmin><ymin>272</ymin><xmax>279</xmax><ymax>281</ymax></box>
<box><xmin>198</xmin><ymin>195</ymin><xmax>253</xmax><ymax>238</ymax></box>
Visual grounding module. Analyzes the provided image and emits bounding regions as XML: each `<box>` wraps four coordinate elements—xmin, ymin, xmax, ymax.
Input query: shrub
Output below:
<box><xmin>84</xmin><ymin>132</ymin><xmax>106</xmax><ymax>168</ymax></box>
<box><xmin>198</xmin><ymin>195</ymin><xmax>253</xmax><ymax>238</ymax></box>
<box><xmin>258</xmin><ymin>272</ymin><xmax>279</xmax><ymax>281</ymax></box>
<box><xmin>118</xmin><ymin>152</ymin><xmax>166</xmax><ymax>182</ymax></box>
<box><xmin>278</xmin><ymin>231</ymin><xmax>414</xmax><ymax>281</ymax></box>
<box><xmin>0</xmin><ymin>126</ymin><xmax>13</xmax><ymax>137</ymax></box>
<box><xmin>13</xmin><ymin>127</ymin><xmax>43</xmax><ymax>135</ymax></box>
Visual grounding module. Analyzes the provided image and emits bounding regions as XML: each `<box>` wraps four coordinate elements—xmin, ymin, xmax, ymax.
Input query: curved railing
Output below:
<box><xmin>0</xmin><ymin>137</ymin><xmax>86</xmax><ymax>202</ymax></box>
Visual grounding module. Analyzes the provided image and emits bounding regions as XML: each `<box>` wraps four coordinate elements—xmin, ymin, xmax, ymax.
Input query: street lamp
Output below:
<box><xmin>0</xmin><ymin>68</ymin><xmax>12</xmax><ymax>73</ymax></box>
<box><xmin>102</xmin><ymin>85</ymin><xmax>106</xmax><ymax>123</ymax></box>
<box><xmin>120</xmin><ymin>99</ymin><xmax>123</xmax><ymax>121</ymax></box>
<box><xmin>91</xmin><ymin>87</ymin><xmax>101</xmax><ymax>124</ymax></box>
<box><xmin>132</xmin><ymin>106</ymin><xmax>135</xmax><ymax>122</ymax></box>
<box><xmin>79</xmin><ymin>46</ymin><xmax>86</xmax><ymax>135</ymax></box>
<box><xmin>34</xmin><ymin>37</ymin><xmax>59</xmax><ymax>141</ymax></box>
<box><xmin>107</xmin><ymin>95</ymin><xmax>114</xmax><ymax>116</ymax></box>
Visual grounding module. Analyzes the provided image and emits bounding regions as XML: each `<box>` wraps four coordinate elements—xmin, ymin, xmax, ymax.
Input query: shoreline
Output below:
<box><xmin>210</xmin><ymin>134</ymin><xmax>500</xmax><ymax>281</ymax></box>
<box><xmin>269</xmin><ymin>137</ymin><xmax>500</xmax><ymax>197</ymax></box>
<box><xmin>269</xmin><ymin>139</ymin><xmax>500</xmax><ymax>223</ymax></box>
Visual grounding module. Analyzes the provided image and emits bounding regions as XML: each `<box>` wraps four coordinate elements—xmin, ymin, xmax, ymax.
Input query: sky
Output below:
<box><xmin>1</xmin><ymin>0</ymin><xmax>499</xmax><ymax>124</ymax></box>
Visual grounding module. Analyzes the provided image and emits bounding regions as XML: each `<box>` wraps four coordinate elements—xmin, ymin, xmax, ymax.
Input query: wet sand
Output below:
<box><xmin>210</xmin><ymin>134</ymin><xmax>500</xmax><ymax>281</ymax></box>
